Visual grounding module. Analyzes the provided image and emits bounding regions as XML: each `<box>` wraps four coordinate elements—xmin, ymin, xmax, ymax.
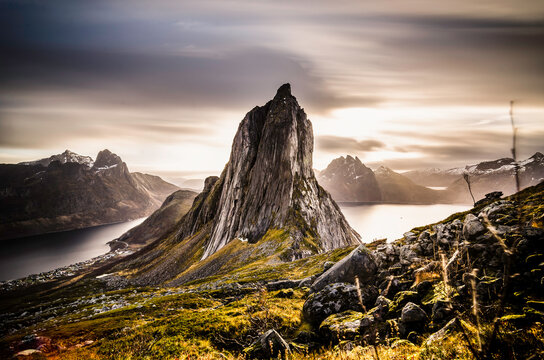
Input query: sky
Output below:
<box><xmin>1</xmin><ymin>0</ymin><xmax>543</xmax><ymax>184</ymax></box>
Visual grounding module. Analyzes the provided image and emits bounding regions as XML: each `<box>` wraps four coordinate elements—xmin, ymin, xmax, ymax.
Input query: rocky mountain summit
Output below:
<box><xmin>318</xmin><ymin>156</ymin><xmax>445</xmax><ymax>204</ymax></box>
<box><xmin>317</xmin><ymin>155</ymin><xmax>381</xmax><ymax>202</ymax></box>
<box><xmin>106</xmin><ymin>84</ymin><xmax>360</xmax><ymax>285</ymax></box>
<box><xmin>0</xmin><ymin>149</ymin><xmax>180</xmax><ymax>239</ymax></box>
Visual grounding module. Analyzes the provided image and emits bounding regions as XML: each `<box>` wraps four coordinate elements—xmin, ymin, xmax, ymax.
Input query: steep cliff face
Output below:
<box><xmin>177</xmin><ymin>84</ymin><xmax>360</xmax><ymax>260</ymax></box>
<box><xmin>111</xmin><ymin>84</ymin><xmax>361</xmax><ymax>285</ymax></box>
<box><xmin>318</xmin><ymin>155</ymin><xmax>382</xmax><ymax>202</ymax></box>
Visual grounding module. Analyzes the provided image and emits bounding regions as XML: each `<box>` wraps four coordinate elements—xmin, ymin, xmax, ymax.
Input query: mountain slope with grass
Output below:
<box><xmin>1</xmin><ymin>180</ymin><xmax>542</xmax><ymax>360</ymax></box>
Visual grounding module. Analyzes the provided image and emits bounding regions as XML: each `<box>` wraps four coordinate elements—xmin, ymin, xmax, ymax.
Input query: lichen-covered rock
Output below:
<box><xmin>311</xmin><ymin>245</ymin><xmax>377</xmax><ymax>292</ymax></box>
<box><xmin>462</xmin><ymin>214</ymin><xmax>487</xmax><ymax>239</ymax></box>
<box><xmin>244</xmin><ymin>329</ymin><xmax>290</xmax><ymax>359</ymax></box>
<box><xmin>319</xmin><ymin>310</ymin><xmax>364</xmax><ymax>342</ymax></box>
<box><xmin>388</xmin><ymin>291</ymin><xmax>420</xmax><ymax>317</ymax></box>
<box><xmin>303</xmin><ymin>282</ymin><xmax>377</xmax><ymax>326</ymax></box>
<box><xmin>266</xmin><ymin>279</ymin><xmax>300</xmax><ymax>291</ymax></box>
<box><xmin>401</xmin><ymin>302</ymin><xmax>428</xmax><ymax>323</ymax></box>
<box><xmin>399</xmin><ymin>245</ymin><xmax>418</xmax><ymax>265</ymax></box>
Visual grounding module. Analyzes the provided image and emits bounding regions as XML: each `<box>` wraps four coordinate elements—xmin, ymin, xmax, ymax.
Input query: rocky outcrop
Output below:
<box><xmin>317</xmin><ymin>155</ymin><xmax>381</xmax><ymax>202</ymax></box>
<box><xmin>244</xmin><ymin>329</ymin><xmax>290</xmax><ymax>359</ymax></box>
<box><xmin>177</xmin><ymin>84</ymin><xmax>360</xmax><ymax>260</ymax></box>
<box><xmin>0</xmin><ymin>149</ymin><xmax>180</xmax><ymax>240</ymax></box>
<box><xmin>296</xmin><ymin>182</ymin><xmax>544</xmax><ymax>351</ymax></box>
<box><xmin>110</xmin><ymin>84</ymin><xmax>360</xmax><ymax>286</ymax></box>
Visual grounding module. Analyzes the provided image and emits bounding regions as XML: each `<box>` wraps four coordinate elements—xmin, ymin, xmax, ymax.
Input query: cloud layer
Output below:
<box><xmin>1</xmin><ymin>0</ymin><xmax>543</xmax><ymax>173</ymax></box>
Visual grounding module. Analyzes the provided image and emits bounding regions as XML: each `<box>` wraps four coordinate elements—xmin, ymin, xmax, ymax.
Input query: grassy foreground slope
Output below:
<box><xmin>1</xmin><ymin>182</ymin><xmax>543</xmax><ymax>359</ymax></box>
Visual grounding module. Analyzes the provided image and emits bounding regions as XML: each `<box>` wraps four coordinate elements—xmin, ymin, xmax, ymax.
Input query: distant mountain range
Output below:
<box><xmin>318</xmin><ymin>153</ymin><xmax>544</xmax><ymax>204</ymax></box>
<box><xmin>318</xmin><ymin>155</ymin><xmax>445</xmax><ymax>204</ymax></box>
<box><xmin>0</xmin><ymin>149</ymin><xmax>183</xmax><ymax>240</ymax></box>
<box><xmin>405</xmin><ymin>152</ymin><xmax>544</xmax><ymax>203</ymax></box>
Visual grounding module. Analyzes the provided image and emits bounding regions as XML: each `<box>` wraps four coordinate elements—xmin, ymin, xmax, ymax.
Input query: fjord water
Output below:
<box><xmin>0</xmin><ymin>218</ymin><xmax>145</xmax><ymax>281</ymax></box>
<box><xmin>339</xmin><ymin>203</ymin><xmax>470</xmax><ymax>243</ymax></box>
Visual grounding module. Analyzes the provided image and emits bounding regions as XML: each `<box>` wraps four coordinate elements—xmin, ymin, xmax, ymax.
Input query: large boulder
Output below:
<box><xmin>319</xmin><ymin>310</ymin><xmax>364</xmax><ymax>342</ymax></box>
<box><xmin>311</xmin><ymin>245</ymin><xmax>377</xmax><ymax>292</ymax></box>
<box><xmin>401</xmin><ymin>302</ymin><xmax>428</xmax><ymax>323</ymax></box>
<box><xmin>462</xmin><ymin>214</ymin><xmax>487</xmax><ymax>239</ymax></box>
<box><xmin>399</xmin><ymin>302</ymin><xmax>428</xmax><ymax>337</ymax></box>
<box><xmin>244</xmin><ymin>329</ymin><xmax>290</xmax><ymax>359</ymax></box>
<box><xmin>302</xmin><ymin>282</ymin><xmax>378</xmax><ymax>326</ymax></box>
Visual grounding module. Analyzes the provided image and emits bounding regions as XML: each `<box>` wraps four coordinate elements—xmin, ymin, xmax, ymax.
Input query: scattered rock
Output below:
<box><xmin>244</xmin><ymin>329</ymin><xmax>290</xmax><ymax>359</ymax></box>
<box><xmin>462</xmin><ymin>214</ymin><xmax>487</xmax><ymax>239</ymax></box>
<box><xmin>303</xmin><ymin>283</ymin><xmax>377</xmax><ymax>326</ymax></box>
<box><xmin>401</xmin><ymin>302</ymin><xmax>428</xmax><ymax>324</ymax></box>
<box><xmin>319</xmin><ymin>310</ymin><xmax>364</xmax><ymax>342</ymax></box>
<box><xmin>266</xmin><ymin>279</ymin><xmax>300</xmax><ymax>291</ymax></box>
<box><xmin>311</xmin><ymin>245</ymin><xmax>377</xmax><ymax>292</ymax></box>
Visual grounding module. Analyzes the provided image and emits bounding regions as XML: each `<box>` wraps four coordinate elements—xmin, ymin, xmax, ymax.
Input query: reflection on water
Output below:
<box><xmin>0</xmin><ymin>218</ymin><xmax>145</xmax><ymax>281</ymax></box>
<box><xmin>339</xmin><ymin>204</ymin><xmax>470</xmax><ymax>243</ymax></box>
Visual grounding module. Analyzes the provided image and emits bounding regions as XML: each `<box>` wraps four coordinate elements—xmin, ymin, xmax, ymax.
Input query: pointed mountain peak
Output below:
<box><xmin>274</xmin><ymin>83</ymin><xmax>292</xmax><ymax>99</ymax></box>
<box><xmin>93</xmin><ymin>149</ymin><xmax>124</xmax><ymax>169</ymax></box>
<box><xmin>174</xmin><ymin>84</ymin><xmax>360</xmax><ymax>261</ymax></box>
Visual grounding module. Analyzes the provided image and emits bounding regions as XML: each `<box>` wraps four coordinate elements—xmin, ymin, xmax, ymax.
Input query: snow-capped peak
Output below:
<box><xmin>19</xmin><ymin>150</ymin><xmax>94</xmax><ymax>168</ymax></box>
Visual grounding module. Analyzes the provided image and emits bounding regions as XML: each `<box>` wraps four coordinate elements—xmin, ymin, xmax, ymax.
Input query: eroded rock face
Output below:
<box><xmin>177</xmin><ymin>84</ymin><xmax>361</xmax><ymax>260</ymax></box>
<box><xmin>303</xmin><ymin>282</ymin><xmax>377</xmax><ymax>326</ymax></box>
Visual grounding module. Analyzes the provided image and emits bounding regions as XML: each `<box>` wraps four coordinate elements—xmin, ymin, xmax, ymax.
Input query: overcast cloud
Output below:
<box><xmin>1</xmin><ymin>0</ymin><xmax>543</xmax><ymax>177</ymax></box>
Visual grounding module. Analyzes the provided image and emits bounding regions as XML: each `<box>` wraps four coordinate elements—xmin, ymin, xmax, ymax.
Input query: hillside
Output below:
<box><xmin>405</xmin><ymin>153</ymin><xmax>544</xmax><ymax>203</ymax></box>
<box><xmin>1</xmin><ymin>175</ymin><xmax>542</xmax><ymax>360</ymax></box>
<box><xmin>318</xmin><ymin>156</ymin><xmax>447</xmax><ymax>204</ymax></box>
<box><xmin>0</xmin><ymin>150</ymin><xmax>181</xmax><ymax>240</ymax></box>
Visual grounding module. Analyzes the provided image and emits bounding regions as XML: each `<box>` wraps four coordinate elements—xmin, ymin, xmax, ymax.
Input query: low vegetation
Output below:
<box><xmin>2</xmin><ymin>182</ymin><xmax>544</xmax><ymax>359</ymax></box>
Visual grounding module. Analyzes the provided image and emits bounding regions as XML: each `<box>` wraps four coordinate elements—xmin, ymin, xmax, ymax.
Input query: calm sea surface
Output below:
<box><xmin>0</xmin><ymin>218</ymin><xmax>145</xmax><ymax>281</ymax></box>
<box><xmin>0</xmin><ymin>204</ymin><xmax>469</xmax><ymax>281</ymax></box>
<box><xmin>339</xmin><ymin>204</ymin><xmax>470</xmax><ymax>243</ymax></box>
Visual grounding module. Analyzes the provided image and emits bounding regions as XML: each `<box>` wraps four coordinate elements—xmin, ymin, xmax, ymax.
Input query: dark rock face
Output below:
<box><xmin>401</xmin><ymin>302</ymin><xmax>428</xmax><ymax>323</ymax></box>
<box><xmin>311</xmin><ymin>245</ymin><xmax>377</xmax><ymax>292</ymax></box>
<box><xmin>303</xmin><ymin>282</ymin><xmax>377</xmax><ymax>326</ymax></box>
<box><xmin>0</xmin><ymin>149</ymin><xmax>180</xmax><ymax>240</ymax></box>
<box><xmin>318</xmin><ymin>155</ymin><xmax>381</xmax><ymax>202</ymax></box>
<box><xmin>176</xmin><ymin>84</ymin><xmax>361</xmax><ymax>260</ymax></box>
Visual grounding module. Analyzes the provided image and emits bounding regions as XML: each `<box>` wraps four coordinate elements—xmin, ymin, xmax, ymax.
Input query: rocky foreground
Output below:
<box><xmin>1</xmin><ymin>182</ymin><xmax>543</xmax><ymax>359</ymax></box>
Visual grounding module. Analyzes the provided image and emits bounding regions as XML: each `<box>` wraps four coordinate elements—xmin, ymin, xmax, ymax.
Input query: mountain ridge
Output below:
<box><xmin>107</xmin><ymin>84</ymin><xmax>361</xmax><ymax>285</ymax></box>
<box><xmin>0</xmin><ymin>150</ymin><xmax>184</xmax><ymax>240</ymax></box>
